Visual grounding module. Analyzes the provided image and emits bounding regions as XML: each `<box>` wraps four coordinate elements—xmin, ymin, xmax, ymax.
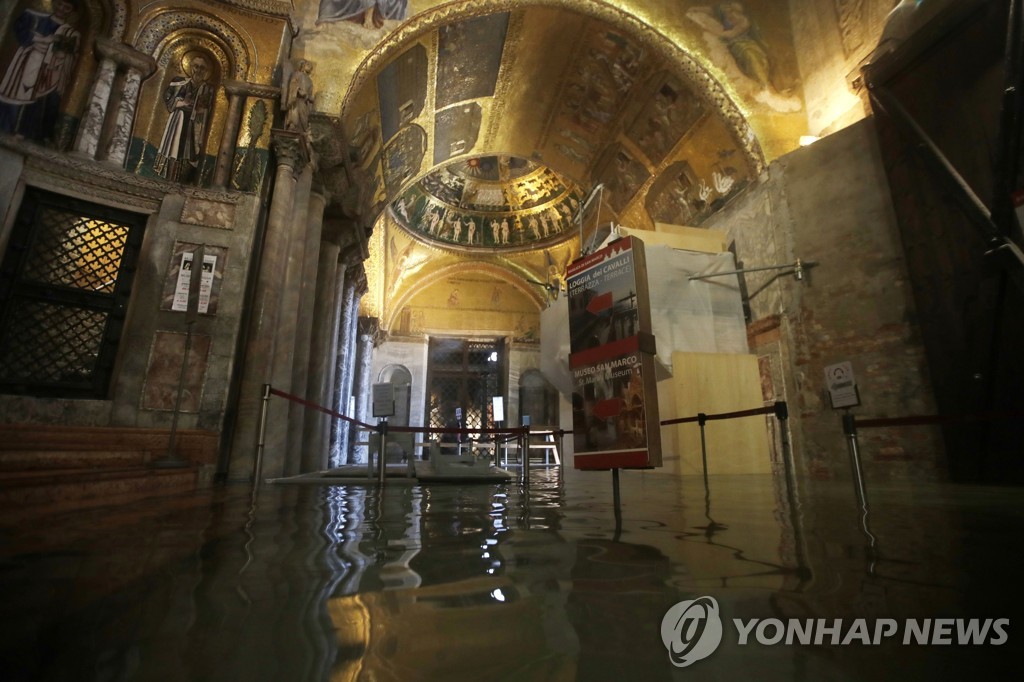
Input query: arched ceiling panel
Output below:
<box><xmin>340</xmin><ymin>3</ymin><xmax>767</xmax><ymax>230</ymax></box>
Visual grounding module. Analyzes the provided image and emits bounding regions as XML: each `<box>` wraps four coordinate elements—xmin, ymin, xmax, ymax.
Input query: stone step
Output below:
<box><xmin>0</xmin><ymin>465</ymin><xmax>199</xmax><ymax>513</ymax></box>
<box><xmin>0</xmin><ymin>424</ymin><xmax>219</xmax><ymax>516</ymax></box>
<box><xmin>0</xmin><ymin>449</ymin><xmax>149</xmax><ymax>471</ymax></box>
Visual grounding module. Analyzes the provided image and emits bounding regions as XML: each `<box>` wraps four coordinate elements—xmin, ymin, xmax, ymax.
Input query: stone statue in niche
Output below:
<box><xmin>0</xmin><ymin>0</ymin><xmax>81</xmax><ymax>142</ymax></box>
<box><xmin>155</xmin><ymin>53</ymin><xmax>216</xmax><ymax>184</ymax></box>
<box><xmin>282</xmin><ymin>58</ymin><xmax>314</xmax><ymax>134</ymax></box>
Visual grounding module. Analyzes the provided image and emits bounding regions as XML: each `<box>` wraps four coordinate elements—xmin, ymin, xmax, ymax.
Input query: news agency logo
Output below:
<box><xmin>660</xmin><ymin>596</ymin><xmax>724</xmax><ymax>667</ymax></box>
<box><xmin>661</xmin><ymin>596</ymin><xmax>1010</xmax><ymax>668</ymax></box>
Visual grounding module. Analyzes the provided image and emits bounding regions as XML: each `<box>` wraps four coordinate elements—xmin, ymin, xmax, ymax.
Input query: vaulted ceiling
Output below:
<box><xmin>297</xmin><ymin>0</ymin><xmax>820</xmax><ymax>328</ymax></box>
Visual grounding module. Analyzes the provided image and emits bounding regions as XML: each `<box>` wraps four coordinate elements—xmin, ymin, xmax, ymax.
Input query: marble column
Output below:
<box><xmin>73</xmin><ymin>56</ymin><xmax>116</xmax><ymax>158</ymax></box>
<box><xmin>351</xmin><ymin>316</ymin><xmax>379</xmax><ymax>465</ymax></box>
<box><xmin>213</xmin><ymin>81</ymin><xmax>253</xmax><ymax>188</ymax></box>
<box><xmin>227</xmin><ymin>130</ymin><xmax>309</xmax><ymax>481</ymax></box>
<box><xmin>330</xmin><ymin>263</ymin><xmax>363</xmax><ymax>467</ymax></box>
<box><xmin>75</xmin><ymin>38</ymin><xmax>155</xmax><ymax>162</ymax></box>
<box><xmin>286</xmin><ymin>186</ymin><xmax>329</xmax><ymax>473</ymax></box>
<box><xmin>300</xmin><ymin>218</ymin><xmax>350</xmax><ymax>472</ymax></box>
<box><xmin>105</xmin><ymin>49</ymin><xmax>156</xmax><ymax>165</ymax></box>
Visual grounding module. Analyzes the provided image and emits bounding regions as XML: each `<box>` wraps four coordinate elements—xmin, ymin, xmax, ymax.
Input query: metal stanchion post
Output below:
<box><xmin>698</xmin><ymin>413</ymin><xmax>709</xmax><ymax>491</ymax></box>
<box><xmin>843</xmin><ymin>413</ymin><xmax>868</xmax><ymax>509</ymax></box>
<box><xmin>612</xmin><ymin>468</ymin><xmax>622</xmax><ymax>541</ymax></box>
<box><xmin>843</xmin><ymin>412</ymin><xmax>877</xmax><ymax>569</ymax></box>
<box><xmin>521</xmin><ymin>427</ymin><xmax>530</xmax><ymax>487</ymax></box>
<box><xmin>366</xmin><ymin>427</ymin><xmax>373</xmax><ymax>479</ymax></box>
<box><xmin>252</xmin><ymin>384</ymin><xmax>272</xmax><ymax>490</ymax></box>
<box><xmin>377</xmin><ymin>419</ymin><xmax>388</xmax><ymax>486</ymax></box>
<box><xmin>557</xmin><ymin>429</ymin><xmax>565</xmax><ymax>471</ymax></box>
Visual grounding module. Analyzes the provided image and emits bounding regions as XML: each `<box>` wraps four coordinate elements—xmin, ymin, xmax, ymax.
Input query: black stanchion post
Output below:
<box><xmin>612</xmin><ymin>468</ymin><xmax>622</xmax><ymax>541</ymax></box>
<box><xmin>251</xmin><ymin>383</ymin><xmax>272</xmax><ymax>490</ymax></box>
<box><xmin>843</xmin><ymin>411</ymin><xmax>877</xmax><ymax>570</ymax></box>
<box><xmin>521</xmin><ymin>426</ymin><xmax>530</xmax><ymax>487</ymax></box>
<box><xmin>377</xmin><ymin>419</ymin><xmax>388</xmax><ymax>486</ymax></box>
<box><xmin>698</xmin><ymin>412</ymin><xmax>709</xmax><ymax>491</ymax></box>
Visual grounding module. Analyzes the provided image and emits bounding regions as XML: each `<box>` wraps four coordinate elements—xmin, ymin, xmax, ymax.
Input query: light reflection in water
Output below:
<box><xmin>0</xmin><ymin>468</ymin><xmax>1021</xmax><ymax>680</ymax></box>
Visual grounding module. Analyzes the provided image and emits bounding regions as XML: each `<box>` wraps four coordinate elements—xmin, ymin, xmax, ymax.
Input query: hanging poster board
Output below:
<box><xmin>566</xmin><ymin>236</ymin><xmax>662</xmax><ymax>469</ymax></box>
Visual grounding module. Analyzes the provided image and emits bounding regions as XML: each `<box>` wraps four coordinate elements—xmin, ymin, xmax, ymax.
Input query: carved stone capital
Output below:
<box><xmin>95</xmin><ymin>37</ymin><xmax>157</xmax><ymax>77</ymax></box>
<box><xmin>270</xmin><ymin>129</ymin><xmax>309</xmax><ymax>172</ymax></box>
<box><xmin>357</xmin><ymin>316</ymin><xmax>380</xmax><ymax>340</ymax></box>
<box><xmin>224</xmin><ymin>79</ymin><xmax>281</xmax><ymax>100</ymax></box>
<box><xmin>339</xmin><ymin>240</ymin><xmax>366</xmax><ymax>267</ymax></box>
<box><xmin>310</xmin><ymin>113</ymin><xmax>347</xmax><ymax>169</ymax></box>
<box><xmin>350</xmin><ymin>264</ymin><xmax>368</xmax><ymax>295</ymax></box>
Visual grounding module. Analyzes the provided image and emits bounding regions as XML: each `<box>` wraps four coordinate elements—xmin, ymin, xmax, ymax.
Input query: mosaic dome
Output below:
<box><xmin>389</xmin><ymin>155</ymin><xmax>584</xmax><ymax>251</ymax></box>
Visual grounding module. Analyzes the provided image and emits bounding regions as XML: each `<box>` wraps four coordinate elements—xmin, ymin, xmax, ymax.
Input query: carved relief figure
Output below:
<box><xmin>318</xmin><ymin>1</ymin><xmax>409</xmax><ymax>30</ymax></box>
<box><xmin>0</xmin><ymin>0</ymin><xmax>80</xmax><ymax>142</ymax></box>
<box><xmin>155</xmin><ymin>54</ymin><xmax>215</xmax><ymax>183</ymax></box>
<box><xmin>282</xmin><ymin>59</ymin><xmax>314</xmax><ymax>134</ymax></box>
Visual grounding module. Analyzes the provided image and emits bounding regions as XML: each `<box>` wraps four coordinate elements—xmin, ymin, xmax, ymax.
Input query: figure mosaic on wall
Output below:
<box><xmin>0</xmin><ymin>0</ymin><xmax>81</xmax><ymax>142</ymax></box>
<box><xmin>686</xmin><ymin>2</ymin><xmax>801</xmax><ymax>112</ymax></box>
<box><xmin>318</xmin><ymin>1</ymin><xmax>409</xmax><ymax>30</ymax></box>
<box><xmin>155</xmin><ymin>54</ymin><xmax>216</xmax><ymax>183</ymax></box>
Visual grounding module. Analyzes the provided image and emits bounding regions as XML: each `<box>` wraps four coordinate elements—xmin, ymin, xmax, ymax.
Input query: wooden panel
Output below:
<box><xmin>671</xmin><ymin>351</ymin><xmax>771</xmax><ymax>475</ymax></box>
<box><xmin>619</xmin><ymin>223</ymin><xmax>728</xmax><ymax>253</ymax></box>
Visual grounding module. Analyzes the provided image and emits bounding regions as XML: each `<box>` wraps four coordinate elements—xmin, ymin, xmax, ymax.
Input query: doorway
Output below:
<box><xmin>425</xmin><ymin>337</ymin><xmax>505</xmax><ymax>433</ymax></box>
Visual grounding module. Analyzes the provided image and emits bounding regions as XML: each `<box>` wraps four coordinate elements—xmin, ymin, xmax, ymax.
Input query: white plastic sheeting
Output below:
<box><xmin>540</xmin><ymin>244</ymin><xmax>748</xmax><ymax>397</ymax></box>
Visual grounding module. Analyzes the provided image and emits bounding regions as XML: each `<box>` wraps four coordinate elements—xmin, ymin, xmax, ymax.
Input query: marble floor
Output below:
<box><xmin>0</xmin><ymin>466</ymin><xmax>1021</xmax><ymax>681</ymax></box>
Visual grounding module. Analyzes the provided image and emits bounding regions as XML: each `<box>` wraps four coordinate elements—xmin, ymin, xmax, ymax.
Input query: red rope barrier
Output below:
<box><xmin>267</xmin><ymin>387</ymin><xmax>376</xmax><ymax>430</ymax></box>
<box><xmin>660</xmin><ymin>404</ymin><xmax>776</xmax><ymax>427</ymax></box>
<box><xmin>266</xmin><ymin>387</ymin><xmax>558</xmax><ymax>441</ymax></box>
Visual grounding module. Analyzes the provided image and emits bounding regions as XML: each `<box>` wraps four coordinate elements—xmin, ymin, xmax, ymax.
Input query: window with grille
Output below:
<box><xmin>426</xmin><ymin>337</ymin><xmax>505</xmax><ymax>434</ymax></box>
<box><xmin>0</xmin><ymin>188</ymin><xmax>146</xmax><ymax>398</ymax></box>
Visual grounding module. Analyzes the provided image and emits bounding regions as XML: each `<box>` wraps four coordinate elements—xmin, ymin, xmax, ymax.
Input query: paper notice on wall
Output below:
<box><xmin>171</xmin><ymin>252</ymin><xmax>194</xmax><ymax>312</ymax></box>
<box><xmin>198</xmin><ymin>254</ymin><xmax>217</xmax><ymax>314</ymax></box>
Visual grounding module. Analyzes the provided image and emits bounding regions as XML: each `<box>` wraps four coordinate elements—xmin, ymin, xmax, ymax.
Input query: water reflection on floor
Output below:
<box><xmin>1</xmin><ymin>467</ymin><xmax>1021</xmax><ymax>681</ymax></box>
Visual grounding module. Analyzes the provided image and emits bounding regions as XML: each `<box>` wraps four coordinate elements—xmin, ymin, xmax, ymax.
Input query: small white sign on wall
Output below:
<box><xmin>825</xmin><ymin>361</ymin><xmax>860</xmax><ymax>409</ymax></box>
<box><xmin>372</xmin><ymin>383</ymin><xmax>395</xmax><ymax>418</ymax></box>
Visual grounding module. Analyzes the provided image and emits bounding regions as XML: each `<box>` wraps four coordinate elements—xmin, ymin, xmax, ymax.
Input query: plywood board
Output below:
<box><xmin>671</xmin><ymin>351</ymin><xmax>771</xmax><ymax>475</ymax></box>
<box><xmin>614</xmin><ymin>223</ymin><xmax>729</xmax><ymax>253</ymax></box>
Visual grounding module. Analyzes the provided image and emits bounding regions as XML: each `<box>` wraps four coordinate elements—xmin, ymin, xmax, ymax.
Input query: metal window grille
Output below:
<box><xmin>426</xmin><ymin>337</ymin><xmax>504</xmax><ymax>433</ymax></box>
<box><xmin>0</xmin><ymin>188</ymin><xmax>146</xmax><ymax>397</ymax></box>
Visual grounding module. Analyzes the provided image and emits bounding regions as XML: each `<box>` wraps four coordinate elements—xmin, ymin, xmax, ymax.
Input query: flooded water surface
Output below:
<box><xmin>1</xmin><ymin>467</ymin><xmax>1021</xmax><ymax>680</ymax></box>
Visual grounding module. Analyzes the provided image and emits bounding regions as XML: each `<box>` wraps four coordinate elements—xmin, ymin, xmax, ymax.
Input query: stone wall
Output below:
<box><xmin>704</xmin><ymin>118</ymin><xmax>945</xmax><ymax>482</ymax></box>
<box><xmin>0</xmin><ymin>143</ymin><xmax>262</xmax><ymax>480</ymax></box>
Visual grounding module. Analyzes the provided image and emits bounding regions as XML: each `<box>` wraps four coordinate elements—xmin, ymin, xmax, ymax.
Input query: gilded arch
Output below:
<box><xmin>382</xmin><ymin>261</ymin><xmax>546</xmax><ymax>333</ymax></box>
<box><xmin>134</xmin><ymin>10</ymin><xmax>252</xmax><ymax>79</ymax></box>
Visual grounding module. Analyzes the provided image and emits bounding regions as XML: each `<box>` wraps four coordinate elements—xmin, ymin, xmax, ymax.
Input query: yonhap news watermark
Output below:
<box><xmin>661</xmin><ymin>596</ymin><xmax>1009</xmax><ymax>668</ymax></box>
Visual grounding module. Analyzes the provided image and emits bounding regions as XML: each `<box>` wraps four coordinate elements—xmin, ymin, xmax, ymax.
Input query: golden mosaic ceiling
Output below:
<box><xmin>339</xmin><ymin>3</ymin><xmax>792</xmax><ymax>232</ymax></box>
<box><xmin>389</xmin><ymin>155</ymin><xmax>584</xmax><ymax>251</ymax></box>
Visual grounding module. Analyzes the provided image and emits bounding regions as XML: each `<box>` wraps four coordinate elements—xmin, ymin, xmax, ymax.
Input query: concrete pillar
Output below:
<box><xmin>228</xmin><ymin>130</ymin><xmax>309</xmax><ymax>481</ymax></box>
<box><xmin>286</xmin><ymin>186</ymin><xmax>329</xmax><ymax>473</ymax></box>
<box><xmin>352</xmin><ymin>316</ymin><xmax>379</xmax><ymax>465</ymax></box>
